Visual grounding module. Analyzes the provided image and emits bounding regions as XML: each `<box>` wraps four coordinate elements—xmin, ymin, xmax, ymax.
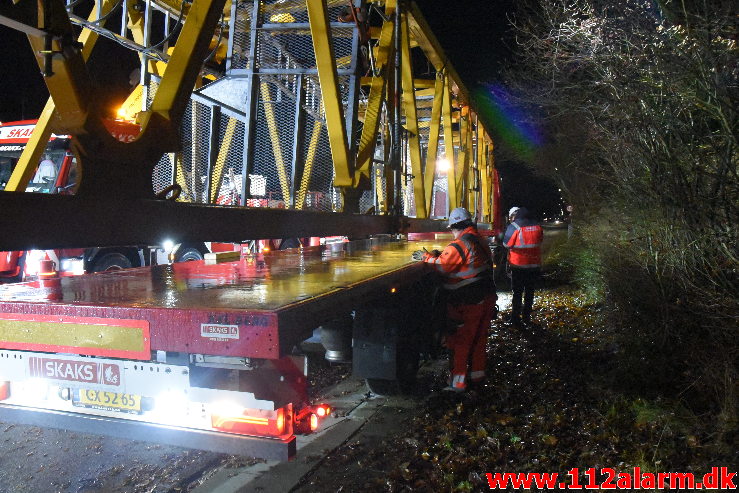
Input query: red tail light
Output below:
<box><xmin>211</xmin><ymin>405</ymin><xmax>293</xmax><ymax>439</ymax></box>
<box><xmin>294</xmin><ymin>404</ymin><xmax>331</xmax><ymax>434</ymax></box>
<box><xmin>0</xmin><ymin>382</ymin><xmax>9</xmax><ymax>401</ymax></box>
<box><xmin>38</xmin><ymin>258</ymin><xmax>58</xmax><ymax>279</ymax></box>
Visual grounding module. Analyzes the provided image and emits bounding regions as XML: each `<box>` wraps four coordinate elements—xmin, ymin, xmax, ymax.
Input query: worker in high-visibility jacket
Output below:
<box><xmin>503</xmin><ymin>207</ymin><xmax>544</xmax><ymax>327</ymax></box>
<box><xmin>412</xmin><ymin>207</ymin><xmax>497</xmax><ymax>392</ymax></box>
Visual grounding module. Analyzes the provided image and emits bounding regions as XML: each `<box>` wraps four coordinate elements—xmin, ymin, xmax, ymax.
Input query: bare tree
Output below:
<box><xmin>505</xmin><ymin>0</ymin><xmax>737</xmax><ymax>425</ymax></box>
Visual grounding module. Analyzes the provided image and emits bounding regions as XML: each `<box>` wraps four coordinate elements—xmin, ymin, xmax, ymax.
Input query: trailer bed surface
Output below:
<box><xmin>0</xmin><ymin>238</ymin><xmax>448</xmax><ymax>359</ymax></box>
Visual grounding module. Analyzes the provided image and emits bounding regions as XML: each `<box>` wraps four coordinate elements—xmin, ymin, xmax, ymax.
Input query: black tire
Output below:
<box><xmin>175</xmin><ymin>247</ymin><xmax>204</xmax><ymax>262</ymax></box>
<box><xmin>91</xmin><ymin>252</ymin><xmax>132</xmax><ymax>272</ymax></box>
<box><xmin>365</xmin><ymin>346</ymin><xmax>419</xmax><ymax>396</ymax></box>
<box><xmin>366</xmin><ymin>378</ymin><xmax>401</xmax><ymax>396</ymax></box>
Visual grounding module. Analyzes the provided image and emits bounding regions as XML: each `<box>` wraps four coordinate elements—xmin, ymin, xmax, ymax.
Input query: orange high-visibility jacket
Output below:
<box><xmin>506</xmin><ymin>222</ymin><xmax>543</xmax><ymax>268</ymax></box>
<box><xmin>423</xmin><ymin>226</ymin><xmax>494</xmax><ymax>290</ymax></box>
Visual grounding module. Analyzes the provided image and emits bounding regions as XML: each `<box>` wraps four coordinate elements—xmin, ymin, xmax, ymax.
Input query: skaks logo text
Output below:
<box><xmin>200</xmin><ymin>323</ymin><xmax>240</xmax><ymax>341</ymax></box>
<box><xmin>28</xmin><ymin>357</ymin><xmax>121</xmax><ymax>386</ymax></box>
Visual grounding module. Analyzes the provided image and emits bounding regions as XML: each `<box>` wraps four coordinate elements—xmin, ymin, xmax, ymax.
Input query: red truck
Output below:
<box><xmin>0</xmin><ymin>119</ymin><xmax>218</xmax><ymax>282</ymax></box>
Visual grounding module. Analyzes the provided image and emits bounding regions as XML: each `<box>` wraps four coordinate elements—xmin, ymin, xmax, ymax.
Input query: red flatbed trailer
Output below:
<box><xmin>0</xmin><ymin>237</ymin><xmax>447</xmax><ymax>459</ymax></box>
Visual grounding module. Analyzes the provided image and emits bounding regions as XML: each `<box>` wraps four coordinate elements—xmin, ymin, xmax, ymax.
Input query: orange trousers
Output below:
<box><xmin>445</xmin><ymin>294</ymin><xmax>496</xmax><ymax>389</ymax></box>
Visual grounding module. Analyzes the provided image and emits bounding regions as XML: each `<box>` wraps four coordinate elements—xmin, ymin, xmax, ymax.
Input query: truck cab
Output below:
<box><xmin>0</xmin><ymin>119</ymin><xmax>209</xmax><ymax>281</ymax></box>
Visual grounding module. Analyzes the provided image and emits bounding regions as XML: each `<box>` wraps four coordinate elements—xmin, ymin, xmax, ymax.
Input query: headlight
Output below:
<box><xmin>24</xmin><ymin>250</ymin><xmax>46</xmax><ymax>276</ymax></box>
<box><xmin>60</xmin><ymin>257</ymin><xmax>85</xmax><ymax>276</ymax></box>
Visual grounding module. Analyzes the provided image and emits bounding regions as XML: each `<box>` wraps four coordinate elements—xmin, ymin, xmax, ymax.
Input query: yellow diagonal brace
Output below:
<box><xmin>489</xmin><ymin>144</ymin><xmax>497</xmax><ymax>224</ymax></box>
<box><xmin>209</xmin><ymin>117</ymin><xmax>237</xmax><ymax>203</ymax></box>
<box><xmin>355</xmin><ymin>16</ymin><xmax>394</xmax><ymax>182</ymax></box>
<box><xmin>478</xmin><ymin>121</ymin><xmax>490</xmax><ymax>221</ymax></box>
<box><xmin>401</xmin><ymin>12</ymin><xmax>426</xmax><ymax>218</ymax></box>
<box><xmin>457</xmin><ymin>112</ymin><xmax>469</xmax><ymax>209</ymax></box>
<box><xmin>465</xmin><ymin>113</ymin><xmax>474</xmax><ymax>209</ymax></box>
<box><xmin>142</xmin><ymin>0</ymin><xmax>227</xmax><ymax>137</ymax></box>
<box><xmin>127</xmin><ymin>6</ymin><xmax>165</xmax><ymax>76</ymax></box>
<box><xmin>5</xmin><ymin>0</ymin><xmax>116</xmax><ymax>192</ymax></box>
<box><xmin>296</xmin><ymin>119</ymin><xmax>324</xmax><ymax>210</ymax></box>
<box><xmin>307</xmin><ymin>0</ymin><xmax>352</xmax><ymax>187</ymax></box>
<box><xmin>441</xmin><ymin>74</ymin><xmax>457</xmax><ymax>210</ymax></box>
<box><xmin>424</xmin><ymin>74</ymin><xmax>444</xmax><ymax>213</ymax></box>
<box><xmin>466</xmin><ymin>114</ymin><xmax>474</xmax><ymax>209</ymax></box>
<box><xmin>260</xmin><ymin>82</ymin><xmax>291</xmax><ymax>204</ymax></box>
<box><xmin>173</xmin><ymin>153</ymin><xmax>192</xmax><ymax>202</ymax></box>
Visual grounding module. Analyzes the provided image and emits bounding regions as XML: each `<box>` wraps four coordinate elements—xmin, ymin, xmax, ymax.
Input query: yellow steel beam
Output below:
<box><xmin>489</xmin><ymin>144</ymin><xmax>497</xmax><ymax>224</ymax></box>
<box><xmin>141</xmin><ymin>0</ymin><xmax>227</xmax><ymax>143</ymax></box>
<box><xmin>295</xmin><ymin>119</ymin><xmax>324</xmax><ymax>210</ymax></box>
<box><xmin>355</xmin><ymin>12</ymin><xmax>394</xmax><ymax>183</ymax></box>
<box><xmin>477</xmin><ymin>119</ymin><xmax>490</xmax><ymax>221</ymax></box>
<box><xmin>307</xmin><ymin>0</ymin><xmax>352</xmax><ymax>188</ymax></box>
<box><xmin>5</xmin><ymin>0</ymin><xmax>116</xmax><ymax>193</ymax></box>
<box><xmin>457</xmin><ymin>110</ymin><xmax>469</xmax><ymax>209</ymax></box>
<box><xmin>465</xmin><ymin>113</ymin><xmax>474</xmax><ymax>211</ymax></box>
<box><xmin>423</xmin><ymin>73</ymin><xmax>444</xmax><ymax>213</ymax></box>
<box><xmin>173</xmin><ymin>153</ymin><xmax>191</xmax><ymax>202</ymax></box>
<box><xmin>360</xmin><ymin>77</ymin><xmax>433</xmax><ymax>88</ymax></box>
<box><xmin>401</xmin><ymin>12</ymin><xmax>426</xmax><ymax>218</ymax></box>
<box><xmin>375</xmin><ymin>161</ymin><xmax>386</xmax><ymax>212</ymax></box>
<box><xmin>209</xmin><ymin>117</ymin><xmax>238</xmax><ymax>203</ymax></box>
<box><xmin>441</xmin><ymin>73</ymin><xmax>457</xmax><ymax>210</ymax></box>
<box><xmin>260</xmin><ymin>82</ymin><xmax>291</xmax><ymax>204</ymax></box>
<box><xmin>127</xmin><ymin>6</ymin><xmax>163</xmax><ymax>77</ymax></box>
<box><xmin>382</xmin><ymin>122</ymin><xmax>393</xmax><ymax>212</ymax></box>
<box><xmin>406</xmin><ymin>3</ymin><xmax>469</xmax><ymax>106</ymax></box>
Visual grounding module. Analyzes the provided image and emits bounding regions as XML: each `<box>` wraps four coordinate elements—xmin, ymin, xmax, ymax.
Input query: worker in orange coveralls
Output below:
<box><xmin>412</xmin><ymin>207</ymin><xmax>497</xmax><ymax>392</ymax></box>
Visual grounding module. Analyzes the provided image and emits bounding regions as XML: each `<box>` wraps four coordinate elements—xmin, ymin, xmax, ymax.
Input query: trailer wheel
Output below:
<box><xmin>175</xmin><ymin>247</ymin><xmax>204</xmax><ymax>262</ymax></box>
<box><xmin>365</xmin><ymin>348</ymin><xmax>419</xmax><ymax>396</ymax></box>
<box><xmin>366</xmin><ymin>378</ymin><xmax>400</xmax><ymax>396</ymax></box>
<box><xmin>91</xmin><ymin>252</ymin><xmax>133</xmax><ymax>272</ymax></box>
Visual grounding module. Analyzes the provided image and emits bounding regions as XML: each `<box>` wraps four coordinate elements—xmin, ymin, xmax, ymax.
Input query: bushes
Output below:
<box><xmin>503</xmin><ymin>0</ymin><xmax>737</xmax><ymax>429</ymax></box>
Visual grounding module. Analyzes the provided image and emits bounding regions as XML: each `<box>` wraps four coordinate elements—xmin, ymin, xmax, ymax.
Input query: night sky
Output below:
<box><xmin>0</xmin><ymin>1</ymin><xmax>514</xmax><ymax>122</ymax></box>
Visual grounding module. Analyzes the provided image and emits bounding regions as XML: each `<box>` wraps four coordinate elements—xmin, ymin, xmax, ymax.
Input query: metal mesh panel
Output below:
<box><xmin>299</xmin><ymin>77</ymin><xmax>335</xmax><ymax>212</ymax></box>
<box><xmin>250</xmin><ymin>76</ymin><xmax>297</xmax><ymax>208</ymax></box>
<box><xmin>152</xmin><ymin>153</ymin><xmax>175</xmax><ymax>196</ymax></box>
<box><xmin>230</xmin><ymin>1</ymin><xmax>254</xmax><ymax>70</ymax></box>
<box><xmin>145</xmin><ymin>78</ymin><xmax>159</xmax><ymax>110</ymax></box>
<box><xmin>431</xmin><ymin>175</ymin><xmax>448</xmax><ymax>218</ymax></box>
<box><xmin>212</xmin><ymin>116</ymin><xmax>246</xmax><ymax>205</ymax></box>
<box><xmin>255</xmin><ymin>26</ymin><xmax>354</xmax><ymax>70</ymax></box>
<box><xmin>172</xmin><ymin>101</ymin><xmax>211</xmax><ymax>203</ymax></box>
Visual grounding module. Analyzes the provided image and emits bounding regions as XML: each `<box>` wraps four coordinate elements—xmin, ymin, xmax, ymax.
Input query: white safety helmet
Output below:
<box><xmin>448</xmin><ymin>207</ymin><xmax>472</xmax><ymax>228</ymax></box>
<box><xmin>508</xmin><ymin>206</ymin><xmax>520</xmax><ymax>219</ymax></box>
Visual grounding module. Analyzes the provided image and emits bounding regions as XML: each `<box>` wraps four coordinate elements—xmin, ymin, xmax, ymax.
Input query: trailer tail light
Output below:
<box><xmin>0</xmin><ymin>381</ymin><xmax>9</xmax><ymax>401</ymax></box>
<box><xmin>295</xmin><ymin>404</ymin><xmax>331</xmax><ymax>434</ymax></box>
<box><xmin>211</xmin><ymin>405</ymin><xmax>292</xmax><ymax>439</ymax></box>
<box><xmin>38</xmin><ymin>259</ymin><xmax>57</xmax><ymax>279</ymax></box>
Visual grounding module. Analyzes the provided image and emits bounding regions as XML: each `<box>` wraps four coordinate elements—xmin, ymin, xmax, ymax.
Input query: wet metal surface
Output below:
<box><xmin>0</xmin><ymin>239</ymin><xmax>447</xmax><ymax>312</ymax></box>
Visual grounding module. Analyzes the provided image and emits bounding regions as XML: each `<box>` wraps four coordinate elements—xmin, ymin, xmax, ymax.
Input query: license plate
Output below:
<box><xmin>74</xmin><ymin>389</ymin><xmax>142</xmax><ymax>413</ymax></box>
